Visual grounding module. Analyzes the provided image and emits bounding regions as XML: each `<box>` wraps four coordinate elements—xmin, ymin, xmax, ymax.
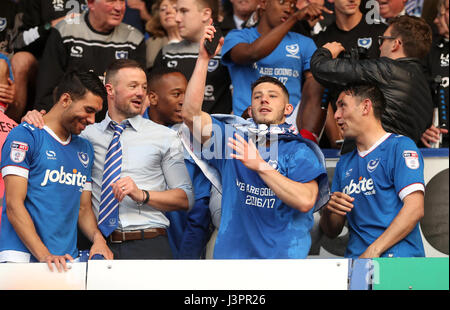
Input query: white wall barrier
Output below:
<box><xmin>0</xmin><ymin>259</ymin><xmax>349</xmax><ymax>290</ymax></box>
<box><xmin>0</xmin><ymin>150</ymin><xmax>447</xmax><ymax>290</ymax></box>
<box><xmin>0</xmin><ymin>262</ymin><xmax>86</xmax><ymax>290</ymax></box>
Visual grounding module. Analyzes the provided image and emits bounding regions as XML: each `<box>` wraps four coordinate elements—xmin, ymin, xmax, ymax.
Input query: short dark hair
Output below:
<box><xmin>105</xmin><ymin>59</ymin><xmax>146</xmax><ymax>84</ymax></box>
<box><xmin>197</xmin><ymin>0</ymin><xmax>220</xmax><ymax>23</ymax></box>
<box><xmin>340</xmin><ymin>83</ymin><xmax>386</xmax><ymax>120</ymax></box>
<box><xmin>52</xmin><ymin>70</ymin><xmax>106</xmax><ymax>105</ymax></box>
<box><xmin>251</xmin><ymin>76</ymin><xmax>290</xmax><ymax>101</ymax></box>
<box><xmin>147</xmin><ymin>67</ymin><xmax>186</xmax><ymax>93</ymax></box>
<box><xmin>389</xmin><ymin>15</ymin><xmax>432</xmax><ymax>59</ymax></box>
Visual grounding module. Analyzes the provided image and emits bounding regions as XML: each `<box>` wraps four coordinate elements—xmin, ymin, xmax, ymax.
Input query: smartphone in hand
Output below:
<box><xmin>204</xmin><ymin>24</ymin><xmax>223</xmax><ymax>55</ymax></box>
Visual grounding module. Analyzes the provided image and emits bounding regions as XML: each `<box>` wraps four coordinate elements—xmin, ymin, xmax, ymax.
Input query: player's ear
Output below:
<box><xmin>243</xmin><ymin>106</ymin><xmax>251</xmax><ymax>119</ymax></box>
<box><xmin>105</xmin><ymin>83</ymin><xmax>114</xmax><ymax>97</ymax></box>
<box><xmin>362</xmin><ymin>98</ymin><xmax>372</xmax><ymax>116</ymax></box>
<box><xmin>392</xmin><ymin>37</ymin><xmax>403</xmax><ymax>53</ymax></box>
<box><xmin>148</xmin><ymin>91</ymin><xmax>158</xmax><ymax>106</ymax></box>
<box><xmin>202</xmin><ymin>8</ymin><xmax>212</xmax><ymax>24</ymax></box>
<box><xmin>59</xmin><ymin>93</ymin><xmax>72</xmax><ymax>108</ymax></box>
<box><xmin>259</xmin><ymin>0</ymin><xmax>268</xmax><ymax>10</ymax></box>
<box><xmin>284</xmin><ymin>103</ymin><xmax>293</xmax><ymax>116</ymax></box>
<box><xmin>87</xmin><ymin>0</ymin><xmax>96</xmax><ymax>10</ymax></box>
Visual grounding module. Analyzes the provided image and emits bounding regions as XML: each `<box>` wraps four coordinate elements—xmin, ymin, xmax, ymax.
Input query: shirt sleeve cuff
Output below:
<box><xmin>1</xmin><ymin>166</ymin><xmax>29</xmax><ymax>179</ymax></box>
<box><xmin>83</xmin><ymin>181</ymin><xmax>92</xmax><ymax>192</ymax></box>
<box><xmin>398</xmin><ymin>183</ymin><xmax>425</xmax><ymax>201</ymax></box>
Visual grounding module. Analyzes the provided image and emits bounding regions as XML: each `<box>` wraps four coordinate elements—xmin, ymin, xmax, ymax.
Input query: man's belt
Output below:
<box><xmin>109</xmin><ymin>228</ymin><xmax>167</xmax><ymax>244</ymax></box>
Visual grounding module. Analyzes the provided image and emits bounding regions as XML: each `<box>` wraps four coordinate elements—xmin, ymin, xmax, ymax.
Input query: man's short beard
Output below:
<box><xmin>251</xmin><ymin>109</ymin><xmax>286</xmax><ymax>125</ymax></box>
<box><xmin>118</xmin><ymin>104</ymin><xmax>140</xmax><ymax>119</ymax></box>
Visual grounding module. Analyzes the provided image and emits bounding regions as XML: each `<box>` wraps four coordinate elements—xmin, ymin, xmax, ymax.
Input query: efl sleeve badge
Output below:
<box><xmin>402</xmin><ymin>150</ymin><xmax>420</xmax><ymax>169</ymax></box>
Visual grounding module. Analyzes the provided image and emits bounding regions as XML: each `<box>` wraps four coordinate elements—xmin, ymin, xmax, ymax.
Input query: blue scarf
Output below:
<box><xmin>246</xmin><ymin>121</ymin><xmax>301</xmax><ymax>143</ymax></box>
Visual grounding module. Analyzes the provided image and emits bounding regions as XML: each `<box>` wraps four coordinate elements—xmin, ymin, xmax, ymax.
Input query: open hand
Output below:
<box><xmin>89</xmin><ymin>232</ymin><xmax>114</xmax><ymax>260</ymax></box>
<box><xmin>40</xmin><ymin>253</ymin><xmax>74</xmax><ymax>272</ymax></box>
<box><xmin>21</xmin><ymin>109</ymin><xmax>46</xmax><ymax>129</ymax></box>
<box><xmin>227</xmin><ymin>133</ymin><xmax>270</xmax><ymax>172</ymax></box>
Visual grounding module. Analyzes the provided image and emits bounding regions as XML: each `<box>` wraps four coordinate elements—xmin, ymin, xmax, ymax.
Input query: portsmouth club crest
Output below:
<box><xmin>358</xmin><ymin>38</ymin><xmax>372</xmax><ymax>49</ymax></box>
<box><xmin>108</xmin><ymin>218</ymin><xmax>117</xmax><ymax>227</ymax></box>
<box><xmin>367</xmin><ymin>158</ymin><xmax>380</xmax><ymax>173</ymax></box>
<box><xmin>285</xmin><ymin>44</ymin><xmax>300</xmax><ymax>59</ymax></box>
<box><xmin>268</xmin><ymin>159</ymin><xmax>280</xmax><ymax>172</ymax></box>
<box><xmin>78</xmin><ymin>152</ymin><xmax>89</xmax><ymax>168</ymax></box>
<box><xmin>168</xmin><ymin>60</ymin><xmax>178</xmax><ymax>68</ymax></box>
<box><xmin>208</xmin><ymin>59</ymin><xmax>219</xmax><ymax>72</ymax></box>
<box><xmin>0</xmin><ymin>18</ymin><xmax>7</xmax><ymax>32</ymax></box>
<box><xmin>115</xmin><ymin>50</ymin><xmax>129</xmax><ymax>59</ymax></box>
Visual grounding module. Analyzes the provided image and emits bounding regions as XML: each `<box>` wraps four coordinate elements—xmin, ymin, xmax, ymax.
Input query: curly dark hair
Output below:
<box><xmin>388</xmin><ymin>15</ymin><xmax>432</xmax><ymax>59</ymax></box>
<box><xmin>341</xmin><ymin>83</ymin><xmax>386</xmax><ymax>121</ymax></box>
<box><xmin>53</xmin><ymin>70</ymin><xmax>106</xmax><ymax>105</ymax></box>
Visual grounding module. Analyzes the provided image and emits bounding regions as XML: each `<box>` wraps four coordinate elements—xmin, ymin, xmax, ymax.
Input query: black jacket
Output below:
<box><xmin>310</xmin><ymin>47</ymin><xmax>433</xmax><ymax>144</ymax></box>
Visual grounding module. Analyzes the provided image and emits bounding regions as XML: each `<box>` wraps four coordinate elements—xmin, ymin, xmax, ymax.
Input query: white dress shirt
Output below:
<box><xmin>80</xmin><ymin>113</ymin><xmax>194</xmax><ymax>231</ymax></box>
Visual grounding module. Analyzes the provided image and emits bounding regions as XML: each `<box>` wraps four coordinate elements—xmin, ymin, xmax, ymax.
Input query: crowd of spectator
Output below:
<box><xmin>1</xmin><ymin>0</ymin><xmax>447</xmax><ymax>146</ymax></box>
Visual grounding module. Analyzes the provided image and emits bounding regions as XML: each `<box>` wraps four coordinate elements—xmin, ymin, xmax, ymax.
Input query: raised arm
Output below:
<box><xmin>310</xmin><ymin>43</ymin><xmax>392</xmax><ymax>88</ymax></box>
<box><xmin>228</xmin><ymin>3</ymin><xmax>332</xmax><ymax>65</ymax></box>
<box><xmin>182</xmin><ymin>23</ymin><xmax>222</xmax><ymax>144</ymax></box>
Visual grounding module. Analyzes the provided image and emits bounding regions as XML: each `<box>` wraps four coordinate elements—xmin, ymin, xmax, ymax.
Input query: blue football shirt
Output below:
<box><xmin>0</xmin><ymin>124</ymin><xmax>94</xmax><ymax>262</ymax></box>
<box><xmin>206</xmin><ymin>117</ymin><xmax>327</xmax><ymax>258</ymax></box>
<box><xmin>222</xmin><ymin>27</ymin><xmax>317</xmax><ymax>117</ymax></box>
<box><xmin>331</xmin><ymin>133</ymin><xmax>425</xmax><ymax>258</ymax></box>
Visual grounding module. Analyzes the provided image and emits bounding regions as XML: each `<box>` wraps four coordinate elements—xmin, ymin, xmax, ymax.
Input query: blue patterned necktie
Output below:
<box><xmin>98</xmin><ymin>121</ymin><xmax>128</xmax><ymax>237</ymax></box>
